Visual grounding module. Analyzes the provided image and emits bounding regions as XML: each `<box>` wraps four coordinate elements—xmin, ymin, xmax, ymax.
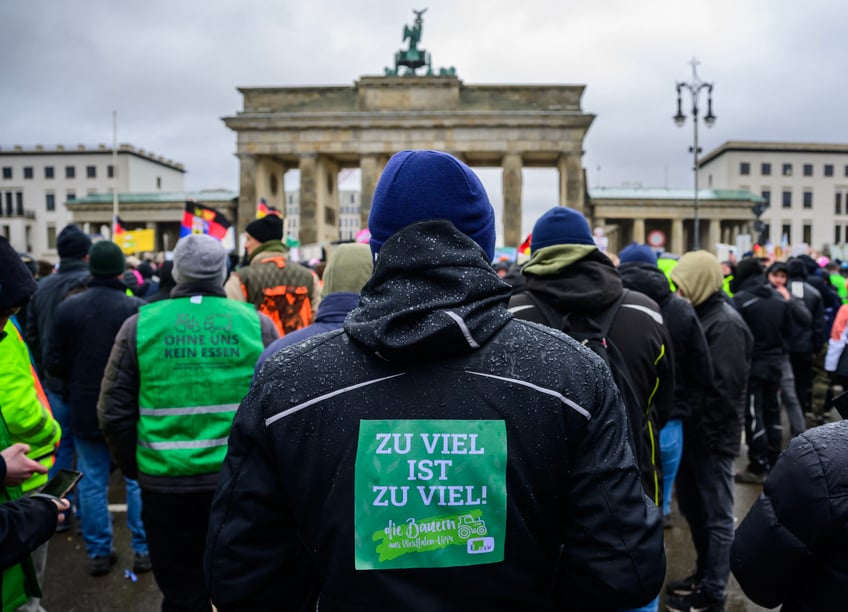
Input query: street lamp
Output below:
<box><xmin>674</xmin><ymin>58</ymin><xmax>716</xmax><ymax>251</ymax></box>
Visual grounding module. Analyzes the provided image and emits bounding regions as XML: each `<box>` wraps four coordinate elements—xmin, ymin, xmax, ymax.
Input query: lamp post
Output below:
<box><xmin>674</xmin><ymin>58</ymin><xmax>716</xmax><ymax>251</ymax></box>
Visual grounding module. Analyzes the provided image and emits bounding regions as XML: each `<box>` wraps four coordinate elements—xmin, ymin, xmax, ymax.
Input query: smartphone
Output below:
<box><xmin>31</xmin><ymin>469</ymin><xmax>83</xmax><ymax>502</ymax></box>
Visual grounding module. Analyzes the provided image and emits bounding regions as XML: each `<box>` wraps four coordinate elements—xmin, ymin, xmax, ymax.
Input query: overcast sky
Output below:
<box><xmin>2</xmin><ymin>0</ymin><xmax>846</xmax><ymax>241</ymax></box>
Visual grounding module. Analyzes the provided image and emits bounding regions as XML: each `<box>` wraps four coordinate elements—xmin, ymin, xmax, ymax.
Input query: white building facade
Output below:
<box><xmin>285</xmin><ymin>189</ymin><xmax>362</xmax><ymax>244</ymax></box>
<box><xmin>0</xmin><ymin>144</ymin><xmax>184</xmax><ymax>259</ymax></box>
<box><xmin>698</xmin><ymin>141</ymin><xmax>848</xmax><ymax>251</ymax></box>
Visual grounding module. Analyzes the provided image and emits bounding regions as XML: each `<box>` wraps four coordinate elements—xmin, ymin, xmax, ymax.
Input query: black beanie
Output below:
<box><xmin>88</xmin><ymin>241</ymin><xmax>126</xmax><ymax>277</ymax></box>
<box><xmin>787</xmin><ymin>259</ymin><xmax>807</xmax><ymax>279</ymax></box>
<box><xmin>245</xmin><ymin>215</ymin><xmax>283</xmax><ymax>244</ymax></box>
<box><xmin>0</xmin><ymin>236</ymin><xmax>38</xmax><ymax>310</ymax></box>
<box><xmin>730</xmin><ymin>257</ymin><xmax>764</xmax><ymax>292</ymax></box>
<box><xmin>56</xmin><ymin>224</ymin><xmax>92</xmax><ymax>259</ymax></box>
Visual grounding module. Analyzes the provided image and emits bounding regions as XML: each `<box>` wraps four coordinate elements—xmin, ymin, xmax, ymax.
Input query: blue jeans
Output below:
<box><xmin>675</xmin><ymin>447</ymin><xmax>735</xmax><ymax>600</ymax></box>
<box><xmin>660</xmin><ymin>419</ymin><xmax>683</xmax><ymax>516</ymax></box>
<box><xmin>75</xmin><ymin>436</ymin><xmax>148</xmax><ymax>558</ymax></box>
<box><xmin>618</xmin><ymin>596</ymin><xmax>658</xmax><ymax>612</ymax></box>
<box><xmin>45</xmin><ymin>388</ymin><xmax>77</xmax><ymax>511</ymax></box>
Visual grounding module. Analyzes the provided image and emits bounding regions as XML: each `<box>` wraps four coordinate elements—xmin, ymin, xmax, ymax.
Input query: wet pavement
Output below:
<box><xmin>40</xmin><ymin>410</ymin><xmax>835</xmax><ymax>611</ymax></box>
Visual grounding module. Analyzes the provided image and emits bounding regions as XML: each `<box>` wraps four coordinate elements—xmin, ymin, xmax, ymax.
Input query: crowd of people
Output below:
<box><xmin>1</xmin><ymin>148</ymin><xmax>848</xmax><ymax>611</ymax></box>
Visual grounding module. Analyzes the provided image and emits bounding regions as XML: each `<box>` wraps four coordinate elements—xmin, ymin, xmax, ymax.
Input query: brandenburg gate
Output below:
<box><xmin>224</xmin><ymin>76</ymin><xmax>594</xmax><ymax>248</ymax></box>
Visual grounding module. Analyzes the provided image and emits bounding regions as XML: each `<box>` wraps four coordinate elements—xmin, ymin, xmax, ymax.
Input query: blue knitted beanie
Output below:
<box><xmin>530</xmin><ymin>207</ymin><xmax>594</xmax><ymax>252</ymax></box>
<box><xmin>619</xmin><ymin>242</ymin><xmax>658</xmax><ymax>266</ymax></box>
<box><xmin>368</xmin><ymin>150</ymin><xmax>496</xmax><ymax>261</ymax></box>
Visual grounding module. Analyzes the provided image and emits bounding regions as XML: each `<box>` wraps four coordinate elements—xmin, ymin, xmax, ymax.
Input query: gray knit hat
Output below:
<box><xmin>172</xmin><ymin>234</ymin><xmax>228</xmax><ymax>286</ymax></box>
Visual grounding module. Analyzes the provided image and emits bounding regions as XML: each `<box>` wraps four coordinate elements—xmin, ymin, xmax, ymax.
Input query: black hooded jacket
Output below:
<box><xmin>508</xmin><ymin>249</ymin><xmax>675</xmax><ymax>507</ymax></box>
<box><xmin>786</xmin><ymin>261</ymin><xmax>827</xmax><ymax>352</ymax></box>
<box><xmin>204</xmin><ymin>220</ymin><xmax>665</xmax><ymax>612</ymax></box>
<box><xmin>732</xmin><ymin>274</ymin><xmax>805</xmax><ymax>364</ymax></box>
<box><xmin>619</xmin><ymin>262</ymin><xmax>713</xmax><ymax>421</ymax></box>
<box><xmin>731</xmin><ymin>420</ymin><xmax>848</xmax><ymax>611</ymax></box>
<box><xmin>692</xmin><ymin>292</ymin><xmax>754</xmax><ymax>456</ymax></box>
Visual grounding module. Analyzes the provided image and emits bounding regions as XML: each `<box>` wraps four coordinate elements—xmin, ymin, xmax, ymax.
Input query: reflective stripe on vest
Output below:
<box><xmin>135</xmin><ymin>297</ymin><xmax>263</xmax><ymax>477</ymax></box>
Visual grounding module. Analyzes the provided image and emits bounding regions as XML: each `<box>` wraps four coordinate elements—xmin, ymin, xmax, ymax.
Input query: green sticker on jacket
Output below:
<box><xmin>354</xmin><ymin>419</ymin><xmax>507</xmax><ymax>570</ymax></box>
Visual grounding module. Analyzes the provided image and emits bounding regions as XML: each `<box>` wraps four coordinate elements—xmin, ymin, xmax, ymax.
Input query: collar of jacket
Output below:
<box><xmin>57</xmin><ymin>258</ymin><xmax>88</xmax><ymax>274</ymax></box>
<box><xmin>522</xmin><ymin>243</ymin><xmax>597</xmax><ymax>276</ymax></box>
<box><xmin>315</xmin><ymin>292</ymin><xmax>360</xmax><ymax>324</ymax></box>
<box><xmin>733</xmin><ymin>274</ymin><xmax>771</xmax><ymax>297</ymax></box>
<box><xmin>87</xmin><ymin>277</ymin><xmax>127</xmax><ymax>291</ymax></box>
<box><xmin>344</xmin><ymin>219</ymin><xmax>512</xmax><ymax>363</ymax></box>
<box><xmin>523</xmin><ymin>247</ymin><xmax>624</xmax><ymax>313</ymax></box>
<box><xmin>619</xmin><ymin>262</ymin><xmax>671</xmax><ymax>307</ymax></box>
<box><xmin>248</xmin><ymin>241</ymin><xmax>287</xmax><ymax>264</ymax></box>
<box><xmin>170</xmin><ymin>283</ymin><xmax>227</xmax><ymax>298</ymax></box>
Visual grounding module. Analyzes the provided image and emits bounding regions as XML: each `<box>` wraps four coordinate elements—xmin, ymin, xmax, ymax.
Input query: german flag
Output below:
<box><xmin>181</xmin><ymin>201</ymin><xmax>231</xmax><ymax>240</ymax></box>
<box><xmin>113</xmin><ymin>215</ymin><xmax>127</xmax><ymax>236</ymax></box>
<box><xmin>518</xmin><ymin>233</ymin><xmax>532</xmax><ymax>256</ymax></box>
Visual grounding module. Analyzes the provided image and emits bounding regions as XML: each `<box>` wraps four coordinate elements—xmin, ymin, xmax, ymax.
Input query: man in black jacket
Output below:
<box><xmin>732</xmin><ymin>258</ymin><xmax>810</xmax><ymax>482</ymax></box>
<box><xmin>618</xmin><ymin>243</ymin><xmax>713</xmax><ymax>522</ymax></box>
<box><xmin>25</xmin><ymin>224</ymin><xmax>90</xmax><ymax>526</ymax></box>
<box><xmin>508</xmin><ymin>209</ymin><xmax>675</xmax><ymax>512</ymax></box>
<box><xmin>45</xmin><ymin>240</ymin><xmax>151</xmax><ymax>577</ymax></box>
<box><xmin>668</xmin><ymin>250</ymin><xmax>753</xmax><ymax>612</ymax></box>
<box><xmin>204</xmin><ymin>151</ymin><xmax>665</xmax><ymax>611</ymax></box>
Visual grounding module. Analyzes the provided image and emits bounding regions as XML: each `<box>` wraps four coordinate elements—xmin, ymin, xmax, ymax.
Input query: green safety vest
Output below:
<box><xmin>830</xmin><ymin>273</ymin><xmax>848</xmax><ymax>304</ymax></box>
<box><xmin>135</xmin><ymin>296</ymin><xmax>264</xmax><ymax>477</ymax></box>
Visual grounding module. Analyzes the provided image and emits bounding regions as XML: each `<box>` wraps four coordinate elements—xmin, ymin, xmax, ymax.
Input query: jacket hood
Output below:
<box><xmin>522</xmin><ymin>247</ymin><xmax>623</xmax><ymax>313</ymax></box>
<box><xmin>734</xmin><ymin>273</ymin><xmax>773</xmax><ymax>297</ymax></box>
<box><xmin>344</xmin><ymin>220</ymin><xmax>512</xmax><ymax>363</ymax></box>
<box><xmin>618</xmin><ymin>262</ymin><xmax>671</xmax><ymax>306</ymax></box>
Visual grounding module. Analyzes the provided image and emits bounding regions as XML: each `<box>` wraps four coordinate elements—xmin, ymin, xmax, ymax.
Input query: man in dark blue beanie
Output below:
<box><xmin>204</xmin><ymin>151</ymin><xmax>665</xmax><ymax>611</ymax></box>
<box><xmin>509</xmin><ymin>206</ymin><xmax>673</xmax><ymax>612</ymax></box>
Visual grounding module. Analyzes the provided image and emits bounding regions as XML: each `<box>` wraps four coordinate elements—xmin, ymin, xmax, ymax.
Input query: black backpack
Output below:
<box><xmin>511</xmin><ymin>290</ymin><xmax>646</xmax><ymax>489</ymax></box>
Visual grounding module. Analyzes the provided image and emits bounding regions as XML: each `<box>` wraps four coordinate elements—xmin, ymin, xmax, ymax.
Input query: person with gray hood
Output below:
<box><xmin>205</xmin><ymin>150</ymin><xmax>664</xmax><ymax>611</ymax></box>
<box><xmin>98</xmin><ymin>234</ymin><xmax>278</xmax><ymax>611</ymax></box>
<box><xmin>665</xmin><ymin>250</ymin><xmax>753</xmax><ymax>612</ymax></box>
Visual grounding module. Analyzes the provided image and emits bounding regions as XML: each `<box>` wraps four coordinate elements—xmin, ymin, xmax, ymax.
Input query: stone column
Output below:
<box><xmin>557</xmin><ymin>154</ymin><xmax>586</xmax><ymax>212</ymax></box>
<box><xmin>567</xmin><ymin>154</ymin><xmax>585</xmax><ymax>213</ymax></box>
<box><xmin>359</xmin><ymin>155</ymin><xmax>381</xmax><ymax>229</ymax></box>
<box><xmin>237</xmin><ymin>154</ymin><xmax>258</xmax><ymax>239</ymax></box>
<box><xmin>632</xmin><ymin>218</ymin><xmax>646</xmax><ymax>244</ymax></box>
<box><xmin>502</xmin><ymin>154</ymin><xmax>523</xmax><ymax>248</ymax></box>
<box><xmin>671</xmin><ymin>218</ymin><xmax>684</xmax><ymax>255</ymax></box>
<box><xmin>316</xmin><ymin>156</ymin><xmax>340</xmax><ymax>244</ymax></box>
<box><xmin>708</xmin><ymin>219</ymin><xmax>721</xmax><ymax>254</ymax></box>
<box><xmin>298</xmin><ymin>154</ymin><xmax>318</xmax><ymax>246</ymax></box>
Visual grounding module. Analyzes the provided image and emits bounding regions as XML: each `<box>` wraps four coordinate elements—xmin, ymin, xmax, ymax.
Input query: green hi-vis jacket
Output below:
<box><xmin>0</xmin><ymin>322</ymin><xmax>44</xmax><ymax>611</ymax></box>
<box><xmin>0</xmin><ymin>319</ymin><xmax>60</xmax><ymax>493</ymax></box>
<box><xmin>135</xmin><ymin>297</ymin><xmax>264</xmax><ymax>477</ymax></box>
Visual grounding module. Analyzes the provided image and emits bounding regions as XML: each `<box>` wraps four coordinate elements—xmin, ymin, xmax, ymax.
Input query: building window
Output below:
<box><xmin>86</xmin><ymin>165</ymin><xmax>96</xmax><ymax>179</ymax></box>
<box><xmin>46</xmin><ymin>225</ymin><xmax>57</xmax><ymax>250</ymax></box>
<box><xmin>837</xmin><ymin>192</ymin><xmax>843</xmax><ymax>215</ymax></box>
<box><xmin>45</xmin><ymin>166</ymin><xmax>54</xmax><ymax>179</ymax></box>
<box><xmin>836</xmin><ymin>225</ymin><xmax>842</xmax><ymax>244</ymax></box>
<box><xmin>761</xmin><ymin>189</ymin><xmax>771</xmax><ymax>207</ymax></box>
<box><xmin>156</xmin><ymin>177</ymin><xmax>162</xmax><ymax>189</ymax></box>
<box><xmin>803</xmin><ymin>224</ymin><xmax>812</xmax><ymax>245</ymax></box>
<box><xmin>107</xmin><ymin>165</ymin><xmax>115</xmax><ymax>178</ymax></box>
<box><xmin>825</xmin><ymin>164</ymin><xmax>834</xmax><ymax>177</ymax></box>
<box><xmin>803</xmin><ymin>164</ymin><xmax>813</xmax><ymax>177</ymax></box>
<box><xmin>15</xmin><ymin>192</ymin><xmax>23</xmax><ymax>216</ymax></box>
<box><xmin>845</xmin><ymin>165</ymin><xmax>848</xmax><ymax>178</ymax></box>
<box><xmin>46</xmin><ymin>192</ymin><xmax>55</xmax><ymax>211</ymax></box>
<box><xmin>803</xmin><ymin>190</ymin><xmax>813</xmax><ymax>209</ymax></box>
<box><xmin>761</xmin><ymin>162</ymin><xmax>771</xmax><ymax>176</ymax></box>
<box><xmin>782</xmin><ymin>189</ymin><xmax>792</xmax><ymax>208</ymax></box>
<box><xmin>782</xmin><ymin>224</ymin><xmax>792</xmax><ymax>242</ymax></box>
<box><xmin>782</xmin><ymin>163</ymin><xmax>792</xmax><ymax>176</ymax></box>
<box><xmin>740</xmin><ymin>162</ymin><xmax>750</xmax><ymax>175</ymax></box>
<box><xmin>65</xmin><ymin>166</ymin><xmax>75</xmax><ymax>179</ymax></box>
<box><xmin>66</xmin><ymin>191</ymin><xmax>76</xmax><ymax>201</ymax></box>
<box><xmin>23</xmin><ymin>166</ymin><xmax>33</xmax><ymax>179</ymax></box>
<box><xmin>1</xmin><ymin>167</ymin><xmax>10</xmax><ymax>180</ymax></box>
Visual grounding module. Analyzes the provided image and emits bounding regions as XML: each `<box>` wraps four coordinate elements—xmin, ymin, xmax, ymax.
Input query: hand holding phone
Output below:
<box><xmin>31</xmin><ymin>469</ymin><xmax>83</xmax><ymax>503</ymax></box>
